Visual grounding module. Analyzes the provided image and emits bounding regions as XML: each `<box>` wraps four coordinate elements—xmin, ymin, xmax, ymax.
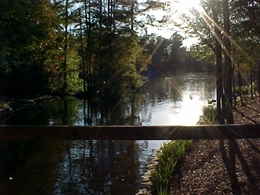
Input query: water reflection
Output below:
<box><xmin>53</xmin><ymin>140</ymin><xmax>151</xmax><ymax>194</ymax></box>
<box><xmin>0</xmin><ymin>140</ymin><xmax>162</xmax><ymax>195</ymax></box>
<box><xmin>0</xmin><ymin>140</ymin><xmax>68</xmax><ymax>195</ymax></box>
<box><xmin>0</xmin><ymin>74</ymin><xmax>215</xmax><ymax>194</ymax></box>
<box><xmin>139</xmin><ymin>74</ymin><xmax>215</xmax><ymax>125</ymax></box>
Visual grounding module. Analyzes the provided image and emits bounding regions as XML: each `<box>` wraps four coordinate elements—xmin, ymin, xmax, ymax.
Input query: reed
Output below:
<box><xmin>151</xmin><ymin>106</ymin><xmax>216</xmax><ymax>194</ymax></box>
<box><xmin>151</xmin><ymin>140</ymin><xmax>192</xmax><ymax>195</ymax></box>
<box><xmin>201</xmin><ymin>105</ymin><xmax>217</xmax><ymax>124</ymax></box>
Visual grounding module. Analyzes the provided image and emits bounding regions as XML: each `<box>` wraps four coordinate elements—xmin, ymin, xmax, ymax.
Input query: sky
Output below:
<box><xmin>145</xmin><ymin>0</ymin><xmax>201</xmax><ymax>48</ymax></box>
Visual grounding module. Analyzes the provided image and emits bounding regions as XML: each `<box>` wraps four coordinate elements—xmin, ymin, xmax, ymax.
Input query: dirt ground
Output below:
<box><xmin>170</xmin><ymin>97</ymin><xmax>260</xmax><ymax>195</ymax></box>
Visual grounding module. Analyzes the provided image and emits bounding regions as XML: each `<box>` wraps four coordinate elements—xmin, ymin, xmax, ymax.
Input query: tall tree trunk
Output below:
<box><xmin>223</xmin><ymin>0</ymin><xmax>233</xmax><ymax>124</ymax></box>
<box><xmin>250</xmin><ymin>66</ymin><xmax>254</xmax><ymax>99</ymax></box>
<box><xmin>108</xmin><ymin>0</ymin><xmax>112</xmax><ymax>32</ymax></box>
<box><xmin>232</xmin><ymin>64</ymin><xmax>236</xmax><ymax>110</ymax></box>
<box><xmin>78</xmin><ymin>8</ymin><xmax>86</xmax><ymax>95</ymax></box>
<box><xmin>84</xmin><ymin>0</ymin><xmax>93</xmax><ymax>125</ymax></box>
<box><xmin>63</xmin><ymin>0</ymin><xmax>69</xmax><ymax>94</ymax></box>
<box><xmin>259</xmin><ymin>62</ymin><xmax>260</xmax><ymax>103</ymax></box>
<box><xmin>238</xmin><ymin>66</ymin><xmax>244</xmax><ymax>106</ymax></box>
<box><xmin>130</xmin><ymin>0</ymin><xmax>134</xmax><ymax>32</ymax></box>
<box><xmin>212</xmin><ymin>1</ymin><xmax>224</xmax><ymax>124</ymax></box>
<box><xmin>223</xmin><ymin>0</ymin><xmax>238</xmax><ymax>192</ymax></box>
<box><xmin>112</xmin><ymin>0</ymin><xmax>116</xmax><ymax>32</ymax></box>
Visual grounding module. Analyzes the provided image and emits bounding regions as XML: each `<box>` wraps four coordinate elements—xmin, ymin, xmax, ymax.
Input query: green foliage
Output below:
<box><xmin>234</xmin><ymin>83</ymin><xmax>255</xmax><ymax>95</ymax></box>
<box><xmin>94</xmin><ymin>33</ymin><xmax>147</xmax><ymax>105</ymax></box>
<box><xmin>0</xmin><ymin>0</ymin><xmax>63</xmax><ymax>96</ymax></box>
<box><xmin>0</xmin><ymin>0</ymin><xmax>191</xmax><ymax>99</ymax></box>
<box><xmin>62</xmin><ymin>41</ymin><xmax>82</xmax><ymax>94</ymax></box>
<box><xmin>1</xmin><ymin>0</ymin><xmax>260</xmax><ymax>99</ymax></box>
<box><xmin>202</xmin><ymin>105</ymin><xmax>217</xmax><ymax>124</ymax></box>
<box><xmin>0</xmin><ymin>0</ymin><xmax>203</xmax><ymax>99</ymax></box>
<box><xmin>232</xmin><ymin>0</ymin><xmax>260</xmax><ymax>64</ymax></box>
<box><xmin>140</xmin><ymin>33</ymin><xmax>203</xmax><ymax>77</ymax></box>
<box><xmin>151</xmin><ymin>140</ymin><xmax>192</xmax><ymax>195</ymax></box>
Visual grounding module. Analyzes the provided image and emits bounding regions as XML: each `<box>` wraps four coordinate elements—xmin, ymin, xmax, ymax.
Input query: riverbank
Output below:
<box><xmin>0</xmin><ymin>95</ymin><xmax>57</xmax><ymax>125</ymax></box>
<box><xmin>170</xmin><ymin>97</ymin><xmax>260</xmax><ymax>194</ymax></box>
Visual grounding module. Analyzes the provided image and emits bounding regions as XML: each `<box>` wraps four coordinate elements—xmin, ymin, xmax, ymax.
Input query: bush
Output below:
<box><xmin>201</xmin><ymin>105</ymin><xmax>217</xmax><ymax>124</ymax></box>
<box><xmin>151</xmin><ymin>140</ymin><xmax>192</xmax><ymax>195</ymax></box>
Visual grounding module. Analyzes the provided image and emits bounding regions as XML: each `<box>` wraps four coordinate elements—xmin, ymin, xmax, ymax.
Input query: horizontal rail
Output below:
<box><xmin>0</xmin><ymin>125</ymin><xmax>260</xmax><ymax>140</ymax></box>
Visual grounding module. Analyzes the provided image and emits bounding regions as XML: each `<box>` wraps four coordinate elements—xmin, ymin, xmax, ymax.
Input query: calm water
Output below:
<box><xmin>0</xmin><ymin>73</ymin><xmax>215</xmax><ymax>195</ymax></box>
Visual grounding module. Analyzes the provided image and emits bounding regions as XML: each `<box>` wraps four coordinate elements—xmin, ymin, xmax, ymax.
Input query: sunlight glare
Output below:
<box><xmin>145</xmin><ymin>0</ymin><xmax>203</xmax><ymax>46</ymax></box>
<box><xmin>176</xmin><ymin>0</ymin><xmax>202</xmax><ymax>13</ymax></box>
<box><xmin>176</xmin><ymin>94</ymin><xmax>203</xmax><ymax>126</ymax></box>
<box><xmin>150</xmin><ymin>95</ymin><xmax>204</xmax><ymax>126</ymax></box>
<box><xmin>169</xmin><ymin>0</ymin><xmax>203</xmax><ymax>47</ymax></box>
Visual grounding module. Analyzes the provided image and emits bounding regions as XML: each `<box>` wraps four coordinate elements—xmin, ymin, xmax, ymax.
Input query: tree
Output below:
<box><xmin>222</xmin><ymin>0</ymin><xmax>238</xmax><ymax>191</ymax></box>
<box><xmin>0</xmin><ymin>0</ymin><xmax>171</xmax><ymax>101</ymax></box>
<box><xmin>0</xmin><ymin>0</ymin><xmax>63</xmax><ymax>96</ymax></box>
<box><xmin>70</xmin><ymin>0</ymin><xmax>158</xmax><ymax>122</ymax></box>
<box><xmin>211</xmin><ymin>0</ymin><xmax>225</xmax><ymax>124</ymax></box>
<box><xmin>231</xmin><ymin>0</ymin><xmax>260</xmax><ymax>101</ymax></box>
<box><xmin>172</xmin><ymin>0</ymin><xmax>248</xmax><ymax>190</ymax></box>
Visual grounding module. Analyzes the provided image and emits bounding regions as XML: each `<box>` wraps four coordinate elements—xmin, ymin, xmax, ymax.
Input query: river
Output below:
<box><xmin>0</xmin><ymin>73</ymin><xmax>215</xmax><ymax>195</ymax></box>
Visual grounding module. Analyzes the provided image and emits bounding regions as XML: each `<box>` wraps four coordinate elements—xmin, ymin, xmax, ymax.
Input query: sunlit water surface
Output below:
<box><xmin>0</xmin><ymin>74</ymin><xmax>215</xmax><ymax>194</ymax></box>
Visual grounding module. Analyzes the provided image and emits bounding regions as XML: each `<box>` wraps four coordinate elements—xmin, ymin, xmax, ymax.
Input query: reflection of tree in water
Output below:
<box><xmin>141</xmin><ymin>78</ymin><xmax>183</xmax><ymax>102</ymax></box>
<box><xmin>84</xmin><ymin>74</ymin><xmax>210</xmax><ymax>125</ymax></box>
<box><xmin>0</xmin><ymin>134</ymin><xmax>150</xmax><ymax>194</ymax></box>
<box><xmin>0</xmin><ymin>141</ymin><xmax>69</xmax><ymax>195</ymax></box>
<box><xmin>83</xmin><ymin>94</ymin><xmax>142</xmax><ymax>126</ymax></box>
<box><xmin>3</xmin><ymin>97</ymin><xmax>81</xmax><ymax>126</ymax></box>
<box><xmin>0</xmin><ymin>73</ymin><xmax>216</xmax><ymax>194</ymax></box>
<box><xmin>55</xmin><ymin>140</ymin><xmax>142</xmax><ymax>194</ymax></box>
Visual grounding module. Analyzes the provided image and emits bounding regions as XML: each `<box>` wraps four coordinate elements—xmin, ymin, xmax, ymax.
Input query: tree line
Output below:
<box><xmin>1</xmin><ymin>0</ymin><xmax>259</xmax><ymax>119</ymax></box>
<box><xmin>176</xmin><ymin>0</ymin><xmax>260</xmax><ymax>119</ymax></box>
<box><xmin>174</xmin><ymin>0</ymin><xmax>260</xmax><ymax>191</ymax></box>
<box><xmin>0</xmin><ymin>0</ymin><xmax>207</xmax><ymax>101</ymax></box>
<box><xmin>1</xmin><ymin>0</ymin><xmax>260</xmax><ymax>190</ymax></box>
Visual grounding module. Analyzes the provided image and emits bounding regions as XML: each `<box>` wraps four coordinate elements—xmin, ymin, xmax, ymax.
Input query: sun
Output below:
<box><xmin>168</xmin><ymin>0</ymin><xmax>202</xmax><ymax>47</ymax></box>
<box><xmin>144</xmin><ymin>0</ymin><xmax>202</xmax><ymax>41</ymax></box>
<box><xmin>175</xmin><ymin>0</ymin><xmax>202</xmax><ymax>13</ymax></box>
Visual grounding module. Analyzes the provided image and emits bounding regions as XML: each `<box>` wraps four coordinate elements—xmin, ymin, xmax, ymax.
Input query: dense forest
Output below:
<box><xmin>1</xmin><ymin>1</ymin><xmax>260</xmax><ymax>191</ymax></box>
<box><xmin>0</xmin><ymin>0</ymin><xmax>260</xmax><ymax>109</ymax></box>
<box><xmin>0</xmin><ymin>0</ymin><xmax>208</xmax><ymax>100</ymax></box>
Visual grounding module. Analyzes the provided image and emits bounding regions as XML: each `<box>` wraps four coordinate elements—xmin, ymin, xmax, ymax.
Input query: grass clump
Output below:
<box><xmin>151</xmin><ymin>140</ymin><xmax>192</xmax><ymax>195</ymax></box>
<box><xmin>201</xmin><ymin>105</ymin><xmax>217</xmax><ymax>124</ymax></box>
<box><xmin>234</xmin><ymin>83</ymin><xmax>255</xmax><ymax>95</ymax></box>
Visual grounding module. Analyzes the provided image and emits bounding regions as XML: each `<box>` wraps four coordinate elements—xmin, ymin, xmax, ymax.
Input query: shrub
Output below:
<box><xmin>151</xmin><ymin>140</ymin><xmax>191</xmax><ymax>195</ymax></box>
<box><xmin>202</xmin><ymin>105</ymin><xmax>217</xmax><ymax>124</ymax></box>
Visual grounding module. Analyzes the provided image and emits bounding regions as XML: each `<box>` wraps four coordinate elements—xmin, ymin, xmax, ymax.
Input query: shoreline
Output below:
<box><xmin>170</xmin><ymin>98</ymin><xmax>260</xmax><ymax>194</ymax></box>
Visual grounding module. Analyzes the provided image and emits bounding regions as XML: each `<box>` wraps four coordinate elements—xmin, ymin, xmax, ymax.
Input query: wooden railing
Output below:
<box><xmin>0</xmin><ymin>124</ymin><xmax>260</xmax><ymax>140</ymax></box>
<box><xmin>1</xmin><ymin>124</ymin><xmax>259</xmax><ymax>192</ymax></box>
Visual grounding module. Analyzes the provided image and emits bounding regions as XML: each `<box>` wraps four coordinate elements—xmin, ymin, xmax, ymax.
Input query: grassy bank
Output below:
<box><xmin>151</xmin><ymin>105</ymin><xmax>217</xmax><ymax>195</ymax></box>
<box><xmin>151</xmin><ymin>140</ymin><xmax>192</xmax><ymax>195</ymax></box>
